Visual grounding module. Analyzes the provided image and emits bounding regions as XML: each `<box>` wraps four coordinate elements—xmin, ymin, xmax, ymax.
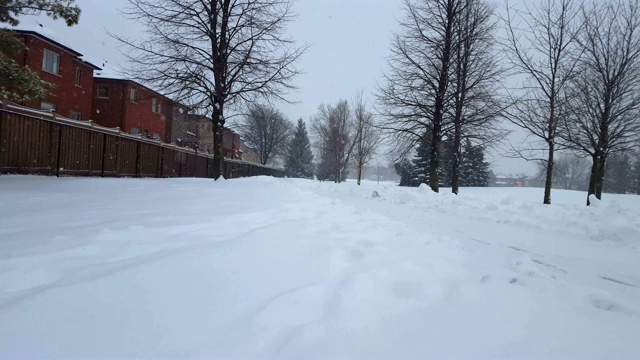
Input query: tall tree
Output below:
<box><xmin>377</xmin><ymin>0</ymin><xmax>462</xmax><ymax>193</ymax></box>
<box><xmin>116</xmin><ymin>0</ymin><xmax>306</xmax><ymax>179</ymax></box>
<box><xmin>312</xmin><ymin>100</ymin><xmax>356</xmax><ymax>183</ymax></box>
<box><xmin>502</xmin><ymin>0</ymin><xmax>581</xmax><ymax>204</ymax></box>
<box><xmin>0</xmin><ymin>0</ymin><xmax>80</xmax><ymax>102</ymax></box>
<box><xmin>560</xmin><ymin>0</ymin><xmax>640</xmax><ymax>205</ymax></box>
<box><xmin>448</xmin><ymin>0</ymin><xmax>502</xmax><ymax>194</ymax></box>
<box><xmin>237</xmin><ymin>104</ymin><xmax>292</xmax><ymax>166</ymax></box>
<box><xmin>352</xmin><ymin>93</ymin><xmax>381</xmax><ymax>185</ymax></box>
<box><xmin>284</xmin><ymin>118</ymin><xmax>314</xmax><ymax>179</ymax></box>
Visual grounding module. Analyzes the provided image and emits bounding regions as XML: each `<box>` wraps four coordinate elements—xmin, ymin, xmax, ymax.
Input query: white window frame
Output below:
<box><xmin>152</xmin><ymin>98</ymin><xmax>157</xmax><ymax>113</ymax></box>
<box><xmin>96</xmin><ymin>85</ymin><xmax>109</xmax><ymax>99</ymax></box>
<box><xmin>130</xmin><ymin>88</ymin><xmax>137</xmax><ymax>102</ymax></box>
<box><xmin>42</xmin><ymin>49</ymin><xmax>60</xmax><ymax>75</ymax></box>
<box><xmin>157</xmin><ymin>101</ymin><xmax>162</xmax><ymax>114</ymax></box>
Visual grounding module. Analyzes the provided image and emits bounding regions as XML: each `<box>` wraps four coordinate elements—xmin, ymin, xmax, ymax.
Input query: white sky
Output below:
<box><xmin>14</xmin><ymin>0</ymin><xmax>536</xmax><ymax>176</ymax></box>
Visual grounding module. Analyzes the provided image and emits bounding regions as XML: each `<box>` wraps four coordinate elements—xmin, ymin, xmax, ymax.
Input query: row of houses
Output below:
<box><xmin>6</xmin><ymin>29</ymin><xmax>259</xmax><ymax>163</ymax></box>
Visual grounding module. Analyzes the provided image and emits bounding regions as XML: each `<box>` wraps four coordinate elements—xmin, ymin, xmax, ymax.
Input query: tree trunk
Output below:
<box><xmin>212</xmin><ymin>109</ymin><xmax>225</xmax><ymax>180</ymax></box>
<box><xmin>357</xmin><ymin>162</ymin><xmax>363</xmax><ymax>185</ymax></box>
<box><xmin>595</xmin><ymin>155</ymin><xmax>607</xmax><ymax>199</ymax></box>
<box><xmin>543</xmin><ymin>142</ymin><xmax>554</xmax><ymax>204</ymax></box>
<box><xmin>428</xmin><ymin>124</ymin><xmax>441</xmax><ymax>192</ymax></box>
<box><xmin>586</xmin><ymin>153</ymin><xmax>600</xmax><ymax>206</ymax></box>
<box><xmin>451</xmin><ymin>123</ymin><xmax>462</xmax><ymax>195</ymax></box>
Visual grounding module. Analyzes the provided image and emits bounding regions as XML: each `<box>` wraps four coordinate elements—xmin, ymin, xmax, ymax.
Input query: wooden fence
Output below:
<box><xmin>0</xmin><ymin>105</ymin><xmax>284</xmax><ymax>179</ymax></box>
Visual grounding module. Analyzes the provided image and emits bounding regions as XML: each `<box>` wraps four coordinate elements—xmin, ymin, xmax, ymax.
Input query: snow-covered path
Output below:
<box><xmin>0</xmin><ymin>176</ymin><xmax>639</xmax><ymax>359</ymax></box>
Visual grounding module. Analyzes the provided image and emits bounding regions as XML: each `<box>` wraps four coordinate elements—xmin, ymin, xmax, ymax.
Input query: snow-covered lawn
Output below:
<box><xmin>1</xmin><ymin>175</ymin><xmax>639</xmax><ymax>359</ymax></box>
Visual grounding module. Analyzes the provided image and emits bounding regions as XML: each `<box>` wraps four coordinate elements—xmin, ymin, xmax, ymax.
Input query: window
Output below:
<box><xmin>131</xmin><ymin>128</ymin><xmax>140</xmax><ymax>135</ymax></box>
<box><xmin>152</xmin><ymin>133</ymin><xmax>160</xmax><ymax>139</ymax></box>
<box><xmin>157</xmin><ymin>101</ymin><xmax>163</xmax><ymax>114</ymax></box>
<box><xmin>130</xmin><ymin>88</ymin><xmax>137</xmax><ymax>102</ymax></box>
<box><xmin>42</xmin><ymin>49</ymin><xmax>60</xmax><ymax>75</ymax></box>
<box><xmin>152</xmin><ymin>98</ymin><xmax>157</xmax><ymax>113</ymax></box>
<box><xmin>96</xmin><ymin>85</ymin><xmax>109</xmax><ymax>98</ymax></box>
<box><xmin>68</xmin><ymin>111</ymin><xmax>81</xmax><ymax>120</ymax></box>
<box><xmin>40</xmin><ymin>102</ymin><xmax>56</xmax><ymax>111</ymax></box>
<box><xmin>75</xmin><ymin>67</ymin><xmax>81</xmax><ymax>86</ymax></box>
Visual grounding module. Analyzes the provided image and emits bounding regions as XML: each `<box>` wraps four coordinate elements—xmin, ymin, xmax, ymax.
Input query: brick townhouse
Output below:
<box><xmin>8</xmin><ymin>29</ymin><xmax>100</xmax><ymax>120</ymax></box>
<box><xmin>6</xmin><ymin>29</ymin><xmax>259</xmax><ymax>164</ymax></box>
<box><xmin>91</xmin><ymin>77</ymin><xmax>172</xmax><ymax>141</ymax></box>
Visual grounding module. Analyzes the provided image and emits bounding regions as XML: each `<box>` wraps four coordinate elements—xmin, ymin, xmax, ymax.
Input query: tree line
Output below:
<box><xmin>233</xmin><ymin>93</ymin><xmax>381</xmax><ymax>186</ymax></box>
<box><xmin>377</xmin><ymin>0</ymin><xmax>640</xmax><ymax>205</ymax></box>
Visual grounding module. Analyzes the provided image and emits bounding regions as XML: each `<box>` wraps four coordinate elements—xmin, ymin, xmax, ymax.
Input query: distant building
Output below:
<box><xmin>489</xmin><ymin>171</ymin><xmax>529</xmax><ymax>187</ymax></box>
<box><xmin>8</xmin><ymin>29</ymin><xmax>101</xmax><ymax>120</ymax></box>
<box><xmin>242</xmin><ymin>146</ymin><xmax>261</xmax><ymax>164</ymax></box>
<box><xmin>168</xmin><ymin>113</ymin><xmax>215</xmax><ymax>153</ymax></box>
<box><xmin>223</xmin><ymin>128</ymin><xmax>244</xmax><ymax>160</ymax></box>
<box><xmin>91</xmin><ymin>77</ymin><xmax>172</xmax><ymax>141</ymax></box>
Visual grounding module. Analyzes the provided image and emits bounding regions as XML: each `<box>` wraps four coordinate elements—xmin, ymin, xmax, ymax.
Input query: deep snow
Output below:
<box><xmin>0</xmin><ymin>175</ymin><xmax>639</xmax><ymax>359</ymax></box>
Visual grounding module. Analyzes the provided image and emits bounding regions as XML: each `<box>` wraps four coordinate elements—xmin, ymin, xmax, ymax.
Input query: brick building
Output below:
<box><xmin>9</xmin><ymin>30</ymin><xmax>100</xmax><ymax>120</ymax></box>
<box><xmin>168</xmin><ymin>113</ymin><xmax>214</xmax><ymax>153</ymax></box>
<box><xmin>223</xmin><ymin>128</ymin><xmax>245</xmax><ymax>160</ymax></box>
<box><xmin>91</xmin><ymin>78</ymin><xmax>172</xmax><ymax>140</ymax></box>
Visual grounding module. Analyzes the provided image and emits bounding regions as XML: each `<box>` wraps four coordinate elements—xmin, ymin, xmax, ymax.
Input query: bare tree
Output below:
<box><xmin>502</xmin><ymin>0</ymin><xmax>582</xmax><ymax>204</ymax></box>
<box><xmin>352</xmin><ymin>93</ymin><xmax>381</xmax><ymax>185</ymax></box>
<box><xmin>312</xmin><ymin>100</ymin><xmax>356</xmax><ymax>183</ymax></box>
<box><xmin>377</xmin><ymin>0</ymin><xmax>462</xmax><ymax>193</ymax></box>
<box><xmin>534</xmin><ymin>152</ymin><xmax>589</xmax><ymax>190</ymax></box>
<box><xmin>560</xmin><ymin>0</ymin><xmax>640</xmax><ymax>205</ymax></box>
<box><xmin>236</xmin><ymin>104</ymin><xmax>292</xmax><ymax>166</ymax></box>
<box><xmin>114</xmin><ymin>0</ymin><xmax>306</xmax><ymax>179</ymax></box>
<box><xmin>447</xmin><ymin>0</ymin><xmax>504</xmax><ymax>195</ymax></box>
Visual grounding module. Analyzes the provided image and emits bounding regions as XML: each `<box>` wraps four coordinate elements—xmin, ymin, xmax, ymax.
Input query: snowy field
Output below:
<box><xmin>1</xmin><ymin>175</ymin><xmax>639</xmax><ymax>359</ymax></box>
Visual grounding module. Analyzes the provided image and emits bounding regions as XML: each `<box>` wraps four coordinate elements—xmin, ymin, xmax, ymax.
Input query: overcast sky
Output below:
<box><xmin>16</xmin><ymin>0</ymin><xmax>536</xmax><ymax>176</ymax></box>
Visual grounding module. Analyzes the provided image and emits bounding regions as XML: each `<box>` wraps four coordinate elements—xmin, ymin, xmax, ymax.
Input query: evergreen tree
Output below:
<box><xmin>412</xmin><ymin>136</ymin><xmax>431</xmax><ymax>186</ymax></box>
<box><xmin>395</xmin><ymin>159</ymin><xmax>416</xmax><ymax>187</ymax></box>
<box><xmin>604</xmin><ymin>152</ymin><xmax>634</xmax><ymax>194</ymax></box>
<box><xmin>284</xmin><ymin>119</ymin><xmax>314</xmax><ymax>178</ymax></box>
<box><xmin>438</xmin><ymin>138</ymin><xmax>455</xmax><ymax>188</ymax></box>
<box><xmin>459</xmin><ymin>139</ymin><xmax>489</xmax><ymax>187</ymax></box>
<box><xmin>412</xmin><ymin>131</ymin><xmax>456</xmax><ymax>188</ymax></box>
<box><xmin>1</xmin><ymin>1</ymin><xmax>81</xmax><ymax>102</ymax></box>
<box><xmin>315</xmin><ymin>148</ymin><xmax>333</xmax><ymax>181</ymax></box>
<box><xmin>633</xmin><ymin>155</ymin><xmax>640</xmax><ymax>195</ymax></box>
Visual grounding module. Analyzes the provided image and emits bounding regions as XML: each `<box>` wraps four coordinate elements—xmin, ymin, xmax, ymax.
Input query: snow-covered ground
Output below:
<box><xmin>1</xmin><ymin>175</ymin><xmax>639</xmax><ymax>359</ymax></box>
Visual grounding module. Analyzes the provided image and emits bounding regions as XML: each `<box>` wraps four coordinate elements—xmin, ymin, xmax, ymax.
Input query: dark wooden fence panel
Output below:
<box><xmin>117</xmin><ymin>138</ymin><xmax>138</xmax><ymax>177</ymax></box>
<box><xmin>0</xmin><ymin>113</ymin><xmax>58</xmax><ymax>175</ymax></box>
<box><xmin>0</xmin><ymin>108</ymin><xmax>285</xmax><ymax>180</ymax></box>
<box><xmin>103</xmin><ymin>135</ymin><xmax>119</xmax><ymax>177</ymax></box>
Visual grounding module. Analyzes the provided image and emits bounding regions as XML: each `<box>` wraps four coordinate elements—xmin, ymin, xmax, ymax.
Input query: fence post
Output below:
<box><xmin>135</xmin><ymin>141</ymin><xmax>141</xmax><ymax>178</ymax></box>
<box><xmin>178</xmin><ymin>153</ymin><xmax>182</xmax><ymax>177</ymax></box>
<box><xmin>0</xmin><ymin>106</ymin><xmax>5</xmax><ymax>169</ymax></box>
<box><xmin>158</xmin><ymin>147</ymin><xmax>164</xmax><ymax>178</ymax></box>
<box><xmin>55</xmin><ymin>124</ymin><xmax>63</xmax><ymax>177</ymax></box>
<box><xmin>100</xmin><ymin>133</ymin><xmax>107</xmax><ymax>177</ymax></box>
